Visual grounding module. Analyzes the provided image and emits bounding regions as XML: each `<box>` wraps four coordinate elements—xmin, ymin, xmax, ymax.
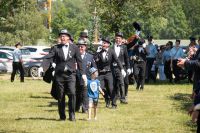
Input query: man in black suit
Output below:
<box><xmin>75</xmin><ymin>39</ymin><xmax>96</xmax><ymax>113</ymax></box>
<box><xmin>42</xmin><ymin>29</ymin><xmax>86</xmax><ymax>121</ymax></box>
<box><xmin>111</xmin><ymin>32</ymin><xmax>131</xmax><ymax>104</ymax></box>
<box><xmin>94</xmin><ymin>37</ymin><xmax>125</xmax><ymax>108</ymax></box>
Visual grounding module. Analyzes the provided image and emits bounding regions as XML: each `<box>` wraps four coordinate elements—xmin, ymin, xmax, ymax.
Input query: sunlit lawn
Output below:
<box><xmin>0</xmin><ymin>74</ymin><xmax>196</xmax><ymax>133</ymax></box>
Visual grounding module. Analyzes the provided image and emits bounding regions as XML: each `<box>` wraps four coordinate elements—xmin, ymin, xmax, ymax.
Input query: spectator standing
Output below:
<box><xmin>11</xmin><ymin>42</ymin><xmax>24</xmax><ymax>82</ymax></box>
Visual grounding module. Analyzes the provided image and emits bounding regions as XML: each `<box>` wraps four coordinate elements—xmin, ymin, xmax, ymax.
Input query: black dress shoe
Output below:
<box><xmin>59</xmin><ymin>117</ymin><xmax>66</xmax><ymax>121</ymax></box>
<box><xmin>111</xmin><ymin>105</ymin><xmax>117</xmax><ymax>109</ymax></box>
<box><xmin>106</xmin><ymin>100</ymin><xmax>110</xmax><ymax>108</ymax></box>
<box><xmin>69</xmin><ymin>117</ymin><xmax>76</xmax><ymax>121</ymax></box>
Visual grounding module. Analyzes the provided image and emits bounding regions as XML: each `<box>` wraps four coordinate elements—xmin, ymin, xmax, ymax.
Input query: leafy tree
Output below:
<box><xmin>159</xmin><ymin>0</ymin><xmax>191</xmax><ymax>39</ymax></box>
<box><xmin>0</xmin><ymin>0</ymin><xmax>49</xmax><ymax>46</ymax></box>
<box><xmin>51</xmin><ymin>0</ymin><xmax>90</xmax><ymax>41</ymax></box>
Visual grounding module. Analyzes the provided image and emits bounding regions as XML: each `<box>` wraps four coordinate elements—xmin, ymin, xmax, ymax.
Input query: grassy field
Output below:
<box><xmin>0</xmin><ymin>74</ymin><xmax>196</xmax><ymax>133</ymax></box>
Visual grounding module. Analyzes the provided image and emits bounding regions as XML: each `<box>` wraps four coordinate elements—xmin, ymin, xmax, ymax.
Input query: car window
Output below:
<box><xmin>0</xmin><ymin>52</ymin><xmax>10</xmax><ymax>59</ymax></box>
<box><xmin>0</xmin><ymin>48</ymin><xmax>14</xmax><ymax>51</ymax></box>
<box><xmin>43</xmin><ymin>48</ymin><xmax>50</xmax><ymax>52</ymax></box>
<box><xmin>20</xmin><ymin>49</ymin><xmax>30</xmax><ymax>55</ymax></box>
<box><xmin>26</xmin><ymin>48</ymin><xmax>37</xmax><ymax>52</ymax></box>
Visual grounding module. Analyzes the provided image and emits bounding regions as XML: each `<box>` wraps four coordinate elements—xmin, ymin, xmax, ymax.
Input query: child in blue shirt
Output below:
<box><xmin>87</xmin><ymin>67</ymin><xmax>104</xmax><ymax>120</ymax></box>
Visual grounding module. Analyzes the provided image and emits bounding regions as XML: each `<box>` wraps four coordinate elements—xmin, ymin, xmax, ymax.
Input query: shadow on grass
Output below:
<box><xmin>144</xmin><ymin>79</ymin><xmax>191</xmax><ymax>86</ymax></box>
<box><xmin>15</xmin><ymin>117</ymin><xmax>58</xmax><ymax>121</ymax></box>
<box><xmin>170</xmin><ymin>93</ymin><xmax>196</xmax><ymax>132</ymax></box>
<box><xmin>37</xmin><ymin>101</ymin><xmax>59</xmax><ymax>107</ymax></box>
<box><xmin>170</xmin><ymin>93</ymin><xmax>192</xmax><ymax>111</ymax></box>
<box><xmin>30</xmin><ymin>95</ymin><xmax>52</xmax><ymax>99</ymax></box>
<box><xmin>0</xmin><ymin>129</ymin><xmax>30</xmax><ymax>133</ymax></box>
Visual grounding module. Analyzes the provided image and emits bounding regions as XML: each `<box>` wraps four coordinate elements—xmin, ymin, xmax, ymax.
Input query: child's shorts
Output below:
<box><xmin>89</xmin><ymin>98</ymin><xmax>98</xmax><ymax>106</ymax></box>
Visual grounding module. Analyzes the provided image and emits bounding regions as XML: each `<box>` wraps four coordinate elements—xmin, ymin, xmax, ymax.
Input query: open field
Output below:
<box><xmin>0</xmin><ymin>74</ymin><xmax>196</xmax><ymax>133</ymax></box>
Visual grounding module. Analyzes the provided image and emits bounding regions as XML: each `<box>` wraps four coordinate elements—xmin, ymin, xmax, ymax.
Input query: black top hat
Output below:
<box><xmin>115</xmin><ymin>32</ymin><xmax>123</xmax><ymax>38</ymax></box>
<box><xmin>59</xmin><ymin>29</ymin><xmax>71</xmax><ymax>38</ymax></box>
<box><xmin>80</xmin><ymin>32</ymin><xmax>88</xmax><ymax>38</ymax></box>
<box><xmin>132</xmin><ymin>22</ymin><xmax>141</xmax><ymax>31</ymax></box>
<box><xmin>15</xmin><ymin>42</ymin><xmax>22</xmax><ymax>47</ymax></box>
<box><xmin>102</xmin><ymin>37</ymin><xmax>111</xmax><ymax>45</ymax></box>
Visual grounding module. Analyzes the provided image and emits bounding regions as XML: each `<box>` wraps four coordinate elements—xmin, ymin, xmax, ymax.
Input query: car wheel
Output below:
<box><xmin>29</xmin><ymin>66</ymin><xmax>39</xmax><ymax>78</ymax></box>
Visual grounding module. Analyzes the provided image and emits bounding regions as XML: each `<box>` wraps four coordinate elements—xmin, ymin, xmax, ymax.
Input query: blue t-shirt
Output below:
<box><xmin>87</xmin><ymin>79</ymin><xmax>100</xmax><ymax>99</ymax></box>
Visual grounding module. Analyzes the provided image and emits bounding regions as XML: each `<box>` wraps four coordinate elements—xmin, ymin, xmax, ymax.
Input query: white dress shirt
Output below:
<box><xmin>114</xmin><ymin>43</ymin><xmax>121</xmax><ymax>57</ymax></box>
<box><xmin>62</xmin><ymin>43</ymin><xmax>69</xmax><ymax>60</ymax></box>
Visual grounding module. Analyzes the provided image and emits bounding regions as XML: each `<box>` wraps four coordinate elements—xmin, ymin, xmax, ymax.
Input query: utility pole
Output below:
<box><xmin>93</xmin><ymin>7</ymin><xmax>99</xmax><ymax>45</ymax></box>
<box><xmin>47</xmin><ymin>0</ymin><xmax>52</xmax><ymax>31</ymax></box>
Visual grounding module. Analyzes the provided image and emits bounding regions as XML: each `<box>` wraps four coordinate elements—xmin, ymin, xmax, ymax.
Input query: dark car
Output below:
<box><xmin>23</xmin><ymin>57</ymin><xmax>43</xmax><ymax>78</ymax></box>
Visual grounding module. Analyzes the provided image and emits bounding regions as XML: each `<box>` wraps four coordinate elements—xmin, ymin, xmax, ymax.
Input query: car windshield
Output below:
<box><xmin>43</xmin><ymin>48</ymin><xmax>50</xmax><ymax>52</ymax></box>
<box><xmin>21</xmin><ymin>49</ymin><xmax>30</xmax><ymax>55</ymax></box>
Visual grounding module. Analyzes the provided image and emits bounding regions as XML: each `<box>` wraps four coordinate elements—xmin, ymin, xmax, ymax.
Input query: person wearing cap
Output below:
<box><xmin>111</xmin><ymin>32</ymin><xmax>131</xmax><ymax>103</ymax></box>
<box><xmin>145</xmin><ymin>35</ymin><xmax>158</xmax><ymax>83</ymax></box>
<box><xmin>41</xmin><ymin>29</ymin><xmax>86</xmax><ymax>121</ymax></box>
<box><xmin>11</xmin><ymin>42</ymin><xmax>24</xmax><ymax>82</ymax></box>
<box><xmin>87</xmin><ymin>67</ymin><xmax>104</xmax><ymax>120</ymax></box>
<box><xmin>94</xmin><ymin>36</ymin><xmax>125</xmax><ymax>109</ymax></box>
<box><xmin>132</xmin><ymin>39</ymin><xmax>148</xmax><ymax>90</ymax></box>
<box><xmin>170</xmin><ymin>39</ymin><xmax>184</xmax><ymax>83</ymax></box>
<box><xmin>75</xmin><ymin>39</ymin><xmax>96</xmax><ymax>113</ymax></box>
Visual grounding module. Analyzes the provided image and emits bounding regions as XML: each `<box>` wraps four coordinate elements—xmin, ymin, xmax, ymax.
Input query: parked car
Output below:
<box><xmin>23</xmin><ymin>57</ymin><xmax>43</xmax><ymax>78</ymax></box>
<box><xmin>23</xmin><ymin>46</ymin><xmax>50</xmax><ymax>58</ymax></box>
<box><xmin>0</xmin><ymin>62</ymin><xmax>7</xmax><ymax>73</ymax></box>
<box><xmin>0</xmin><ymin>46</ymin><xmax>32</xmax><ymax>60</ymax></box>
<box><xmin>0</xmin><ymin>50</ymin><xmax>13</xmax><ymax>72</ymax></box>
<box><xmin>0</xmin><ymin>50</ymin><xmax>42</xmax><ymax>78</ymax></box>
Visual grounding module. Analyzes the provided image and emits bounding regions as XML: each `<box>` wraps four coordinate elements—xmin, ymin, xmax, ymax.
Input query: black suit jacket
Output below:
<box><xmin>94</xmin><ymin>48</ymin><xmax>123</xmax><ymax>71</ymax></box>
<box><xmin>42</xmin><ymin>43</ymin><xmax>84</xmax><ymax>81</ymax></box>
<box><xmin>111</xmin><ymin>44</ymin><xmax>130</xmax><ymax>69</ymax></box>
<box><xmin>77</xmin><ymin>52</ymin><xmax>96</xmax><ymax>85</ymax></box>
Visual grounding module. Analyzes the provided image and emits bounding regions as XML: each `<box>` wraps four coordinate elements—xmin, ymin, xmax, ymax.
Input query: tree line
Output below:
<box><xmin>0</xmin><ymin>0</ymin><xmax>199</xmax><ymax>46</ymax></box>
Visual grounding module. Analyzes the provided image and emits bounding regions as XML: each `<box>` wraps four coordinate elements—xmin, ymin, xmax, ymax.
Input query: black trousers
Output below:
<box><xmin>11</xmin><ymin>62</ymin><xmax>24</xmax><ymax>82</ymax></box>
<box><xmin>172</xmin><ymin>59</ymin><xmax>182</xmax><ymax>82</ymax></box>
<box><xmin>75</xmin><ymin>76</ymin><xmax>88</xmax><ymax>112</ymax></box>
<box><xmin>112</xmin><ymin>67</ymin><xmax>125</xmax><ymax>104</ymax></box>
<box><xmin>55</xmin><ymin>72</ymin><xmax>76</xmax><ymax>120</ymax></box>
<box><xmin>164</xmin><ymin>60</ymin><xmax>173</xmax><ymax>82</ymax></box>
<box><xmin>124</xmin><ymin>67</ymin><xmax>129</xmax><ymax>97</ymax></box>
<box><xmin>134</xmin><ymin>61</ymin><xmax>146</xmax><ymax>88</ymax></box>
<box><xmin>98</xmin><ymin>71</ymin><xmax>115</xmax><ymax>106</ymax></box>
<box><xmin>146</xmin><ymin>58</ymin><xmax>156</xmax><ymax>82</ymax></box>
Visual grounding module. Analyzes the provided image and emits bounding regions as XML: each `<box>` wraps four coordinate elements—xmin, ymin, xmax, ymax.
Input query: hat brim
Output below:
<box><xmin>102</xmin><ymin>39</ymin><xmax>111</xmax><ymax>45</ymax></box>
<box><xmin>115</xmin><ymin>35</ymin><xmax>123</xmax><ymax>38</ymax></box>
<box><xmin>59</xmin><ymin>33</ymin><xmax>71</xmax><ymax>38</ymax></box>
<box><xmin>90</xmin><ymin>70</ymin><xmax>98</xmax><ymax>75</ymax></box>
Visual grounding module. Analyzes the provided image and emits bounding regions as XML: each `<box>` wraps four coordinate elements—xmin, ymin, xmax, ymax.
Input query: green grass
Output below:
<box><xmin>0</xmin><ymin>76</ymin><xmax>197</xmax><ymax>133</ymax></box>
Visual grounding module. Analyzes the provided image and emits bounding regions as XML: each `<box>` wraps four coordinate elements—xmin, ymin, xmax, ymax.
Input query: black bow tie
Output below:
<box><xmin>62</xmin><ymin>44</ymin><xmax>68</xmax><ymax>47</ymax></box>
<box><xmin>102</xmin><ymin>49</ymin><xmax>107</xmax><ymax>52</ymax></box>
